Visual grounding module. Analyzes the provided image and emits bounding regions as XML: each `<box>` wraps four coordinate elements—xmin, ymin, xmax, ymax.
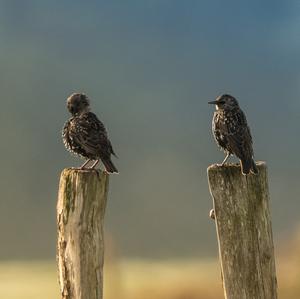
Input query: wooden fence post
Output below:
<box><xmin>57</xmin><ymin>169</ymin><xmax>109</xmax><ymax>299</ymax></box>
<box><xmin>207</xmin><ymin>162</ymin><xmax>277</xmax><ymax>299</ymax></box>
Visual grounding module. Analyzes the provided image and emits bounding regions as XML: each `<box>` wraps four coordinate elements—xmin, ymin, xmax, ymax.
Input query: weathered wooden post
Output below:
<box><xmin>57</xmin><ymin>169</ymin><xmax>109</xmax><ymax>299</ymax></box>
<box><xmin>207</xmin><ymin>162</ymin><xmax>277</xmax><ymax>299</ymax></box>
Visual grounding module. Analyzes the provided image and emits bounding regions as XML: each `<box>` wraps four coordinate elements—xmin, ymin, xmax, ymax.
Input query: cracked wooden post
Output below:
<box><xmin>57</xmin><ymin>169</ymin><xmax>109</xmax><ymax>299</ymax></box>
<box><xmin>207</xmin><ymin>162</ymin><xmax>277</xmax><ymax>299</ymax></box>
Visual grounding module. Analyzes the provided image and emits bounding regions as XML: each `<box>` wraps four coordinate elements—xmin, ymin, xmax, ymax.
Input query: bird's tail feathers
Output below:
<box><xmin>250</xmin><ymin>159</ymin><xmax>258</xmax><ymax>175</ymax></box>
<box><xmin>102</xmin><ymin>158</ymin><xmax>119</xmax><ymax>174</ymax></box>
<box><xmin>241</xmin><ymin>158</ymin><xmax>258</xmax><ymax>175</ymax></box>
<box><xmin>112</xmin><ymin>151</ymin><xmax>118</xmax><ymax>158</ymax></box>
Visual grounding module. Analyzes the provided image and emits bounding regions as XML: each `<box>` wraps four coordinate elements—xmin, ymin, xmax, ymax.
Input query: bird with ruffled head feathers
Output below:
<box><xmin>62</xmin><ymin>92</ymin><xmax>118</xmax><ymax>173</ymax></box>
<box><xmin>66</xmin><ymin>93</ymin><xmax>90</xmax><ymax>116</ymax></box>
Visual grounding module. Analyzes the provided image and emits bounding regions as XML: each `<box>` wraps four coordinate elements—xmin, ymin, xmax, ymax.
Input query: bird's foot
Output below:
<box><xmin>70</xmin><ymin>166</ymin><xmax>85</xmax><ymax>170</ymax></box>
<box><xmin>89</xmin><ymin>160</ymin><xmax>100</xmax><ymax>169</ymax></box>
<box><xmin>215</xmin><ymin>163</ymin><xmax>227</xmax><ymax>167</ymax></box>
<box><xmin>78</xmin><ymin>159</ymin><xmax>92</xmax><ymax>169</ymax></box>
<box><xmin>219</xmin><ymin>153</ymin><xmax>231</xmax><ymax>166</ymax></box>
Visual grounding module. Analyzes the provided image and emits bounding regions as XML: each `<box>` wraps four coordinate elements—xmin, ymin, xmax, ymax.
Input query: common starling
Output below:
<box><xmin>208</xmin><ymin>94</ymin><xmax>258</xmax><ymax>175</ymax></box>
<box><xmin>62</xmin><ymin>93</ymin><xmax>118</xmax><ymax>173</ymax></box>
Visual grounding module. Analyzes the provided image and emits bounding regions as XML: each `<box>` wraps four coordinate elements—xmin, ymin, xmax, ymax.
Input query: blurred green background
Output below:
<box><xmin>0</xmin><ymin>1</ymin><xmax>299</xmax><ymax>298</ymax></box>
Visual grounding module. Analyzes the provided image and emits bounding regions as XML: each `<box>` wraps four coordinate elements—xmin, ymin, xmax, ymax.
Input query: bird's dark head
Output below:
<box><xmin>208</xmin><ymin>94</ymin><xmax>239</xmax><ymax>110</ymax></box>
<box><xmin>66</xmin><ymin>93</ymin><xmax>90</xmax><ymax>115</ymax></box>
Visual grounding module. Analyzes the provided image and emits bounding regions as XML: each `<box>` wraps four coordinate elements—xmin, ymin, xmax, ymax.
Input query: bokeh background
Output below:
<box><xmin>0</xmin><ymin>1</ymin><xmax>299</xmax><ymax>298</ymax></box>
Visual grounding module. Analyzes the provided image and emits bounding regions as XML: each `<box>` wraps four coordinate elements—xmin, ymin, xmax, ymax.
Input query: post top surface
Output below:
<box><xmin>207</xmin><ymin>161</ymin><xmax>266</xmax><ymax>173</ymax></box>
<box><xmin>60</xmin><ymin>168</ymin><xmax>109</xmax><ymax>178</ymax></box>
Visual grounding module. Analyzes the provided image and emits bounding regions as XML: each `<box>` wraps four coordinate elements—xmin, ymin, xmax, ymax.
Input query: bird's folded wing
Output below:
<box><xmin>72</xmin><ymin>113</ymin><xmax>112</xmax><ymax>157</ymax></box>
<box><xmin>222</xmin><ymin>110</ymin><xmax>253</xmax><ymax>159</ymax></box>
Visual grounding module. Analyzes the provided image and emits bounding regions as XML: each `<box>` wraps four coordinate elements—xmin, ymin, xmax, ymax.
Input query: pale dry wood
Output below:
<box><xmin>57</xmin><ymin>169</ymin><xmax>109</xmax><ymax>299</ymax></box>
<box><xmin>207</xmin><ymin>162</ymin><xmax>277</xmax><ymax>299</ymax></box>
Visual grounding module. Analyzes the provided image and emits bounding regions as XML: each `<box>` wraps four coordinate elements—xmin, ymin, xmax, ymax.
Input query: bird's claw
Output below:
<box><xmin>216</xmin><ymin>163</ymin><xmax>226</xmax><ymax>167</ymax></box>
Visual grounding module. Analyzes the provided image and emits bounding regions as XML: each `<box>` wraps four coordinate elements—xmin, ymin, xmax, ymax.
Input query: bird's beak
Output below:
<box><xmin>208</xmin><ymin>100</ymin><xmax>218</xmax><ymax>105</ymax></box>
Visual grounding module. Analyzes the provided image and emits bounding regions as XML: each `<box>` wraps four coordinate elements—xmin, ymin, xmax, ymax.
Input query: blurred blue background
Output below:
<box><xmin>0</xmin><ymin>0</ymin><xmax>299</xmax><ymax>260</ymax></box>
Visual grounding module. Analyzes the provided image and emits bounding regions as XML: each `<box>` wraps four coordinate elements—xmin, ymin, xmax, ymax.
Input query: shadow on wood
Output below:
<box><xmin>207</xmin><ymin>162</ymin><xmax>277</xmax><ymax>299</ymax></box>
<box><xmin>57</xmin><ymin>169</ymin><xmax>109</xmax><ymax>299</ymax></box>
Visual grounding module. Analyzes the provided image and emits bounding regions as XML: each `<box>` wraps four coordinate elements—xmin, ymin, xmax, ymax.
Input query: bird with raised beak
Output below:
<box><xmin>208</xmin><ymin>94</ymin><xmax>258</xmax><ymax>175</ymax></box>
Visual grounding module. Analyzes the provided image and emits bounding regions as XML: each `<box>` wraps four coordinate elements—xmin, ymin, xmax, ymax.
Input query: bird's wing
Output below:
<box><xmin>72</xmin><ymin>112</ymin><xmax>114</xmax><ymax>158</ymax></box>
<box><xmin>222</xmin><ymin>109</ymin><xmax>253</xmax><ymax>159</ymax></box>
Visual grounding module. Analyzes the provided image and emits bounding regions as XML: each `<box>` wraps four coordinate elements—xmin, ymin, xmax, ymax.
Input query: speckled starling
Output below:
<box><xmin>208</xmin><ymin>94</ymin><xmax>258</xmax><ymax>175</ymax></box>
<box><xmin>62</xmin><ymin>93</ymin><xmax>118</xmax><ymax>173</ymax></box>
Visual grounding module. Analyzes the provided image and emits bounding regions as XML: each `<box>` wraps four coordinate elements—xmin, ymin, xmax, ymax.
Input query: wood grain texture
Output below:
<box><xmin>207</xmin><ymin>162</ymin><xmax>277</xmax><ymax>299</ymax></box>
<box><xmin>57</xmin><ymin>169</ymin><xmax>109</xmax><ymax>299</ymax></box>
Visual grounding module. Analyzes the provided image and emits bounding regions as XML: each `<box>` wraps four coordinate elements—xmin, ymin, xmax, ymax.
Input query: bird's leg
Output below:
<box><xmin>80</xmin><ymin>159</ymin><xmax>91</xmax><ymax>169</ymax></box>
<box><xmin>89</xmin><ymin>159</ymin><xmax>100</xmax><ymax>169</ymax></box>
<box><xmin>221</xmin><ymin>152</ymin><xmax>230</xmax><ymax>166</ymax></box>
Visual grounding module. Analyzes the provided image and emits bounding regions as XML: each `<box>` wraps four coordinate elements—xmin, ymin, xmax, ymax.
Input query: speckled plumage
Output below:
<box><xmin>209</xmin><ymin>94</ymin><xmax>258</xmax><ymax>175</ymax></box>
<box><xmin>62</xmin><ymin>93</ymin><xmax>118</xmax><ymax>173</ymax></box>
